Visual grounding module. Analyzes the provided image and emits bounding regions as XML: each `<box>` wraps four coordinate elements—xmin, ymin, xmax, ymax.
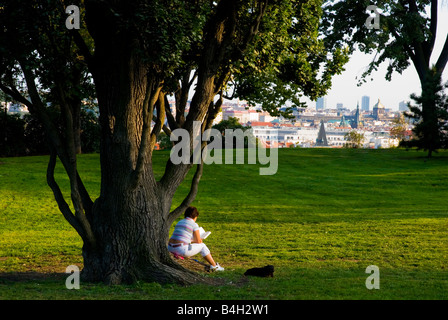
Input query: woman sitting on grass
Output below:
<box><xmin>168</xmin><ymin>206</ymin><xmax>224</xmax><ymax>271</ymax></box>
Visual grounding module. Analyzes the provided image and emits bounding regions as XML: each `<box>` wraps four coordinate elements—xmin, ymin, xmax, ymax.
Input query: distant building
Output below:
<box><xmin>399</xmin><ymin>101</ymin><xmax>408</xmax><ymax>112</ymax></box>
<box><xmin>4</xmin><ymin>102</ymin><xmax>29</xmax><ymax>115</ymax></box>
<box><xmin>222</xmin><ymin>109</ymin><xmax>264</xmax><ymax>124</ymax></box>
<box><xmin>372</xmin><ymin>99</ymin><xmax>386</xmax><ymax>120</ymax></box>
<box><xmin>339</xmin><ymin>115</ymin><xmax>350</xmax><ymax>128</ymax></box>
<box><xmin>315</xmin><ymin>120</ymin><xmax>328</xmax><ymax>146</ymax></box>
<box><xmin>336</xmin><ymin>103</ymin><xmax>344</xmax><ymax>111</ymax></box>
<box><xmin>361</xmin><ymin>95</ymin><xmax>370</xmax><ymax>112</ymax></box>
<box><xmin>351</xmin><ymin>103</ymin><xmax>363</xmax><ymax>129</ymax></box>
<box><xmin>316</xmin><ymin>97</ymin><xmax>327</xmax><ymax>110</ymax></box>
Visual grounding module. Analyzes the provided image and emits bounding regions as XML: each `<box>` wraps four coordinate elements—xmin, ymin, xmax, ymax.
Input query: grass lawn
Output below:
<box><xmin>0</xmin><ymin>148</ymin><xmax>447</xmax><ymax>300</ymax></box>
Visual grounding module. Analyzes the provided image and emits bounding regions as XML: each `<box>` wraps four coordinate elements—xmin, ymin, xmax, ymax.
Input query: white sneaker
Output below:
<box><xmin>210</xmin><ymin>263</ymin><xmax>224</xmax><ymax>271</ymax></box>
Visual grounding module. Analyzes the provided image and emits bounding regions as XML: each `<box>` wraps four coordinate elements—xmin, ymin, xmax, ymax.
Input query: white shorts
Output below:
<box><xmin>168</xmin><ymin>243</ymin><xmax>211</xmax><ymax>258</ymax></box>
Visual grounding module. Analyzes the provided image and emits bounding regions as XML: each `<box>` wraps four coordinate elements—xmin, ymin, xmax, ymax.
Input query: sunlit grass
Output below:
<box><xmin>1</xmin><ymin>148</ymin><xmax>447</xmax><ymax>299</ymax></box>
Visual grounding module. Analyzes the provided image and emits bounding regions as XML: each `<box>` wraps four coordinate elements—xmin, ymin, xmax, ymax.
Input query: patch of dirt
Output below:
<box><xmin>0</xmin><ymin>254</ymin><xmax>211</xmax><ymax>283</ymax></box>
<box><xmin>0</xmin><ymin>252</ymin><xmax>245</xmax><ymax>288</ymax></box>
<box><xmin>171</xmin><ymin>253</ymin><xmax>211</xmax><ymax>273</ymax></box>
<box><xmin>0</xmin><ymin>271</ymin><xmax>66</xmax><ymax>282</ymax></box>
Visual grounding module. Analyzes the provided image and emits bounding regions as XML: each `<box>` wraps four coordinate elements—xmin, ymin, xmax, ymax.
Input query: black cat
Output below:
<box><xmin>244</xmin><ymin>265</ymin><xmax>274</xmax><ymax>277</ymax></box>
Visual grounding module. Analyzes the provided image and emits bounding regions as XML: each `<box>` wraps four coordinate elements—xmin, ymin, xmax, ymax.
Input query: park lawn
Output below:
<box><xmin>0</xmin><ymin>148</ymin><xmax>447</xmax><ymax>299</ymax></box>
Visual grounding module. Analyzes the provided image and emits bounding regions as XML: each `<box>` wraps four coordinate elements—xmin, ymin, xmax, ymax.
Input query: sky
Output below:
<box><xmin>302</xmin><ymin>4</ymin><xmax>448</xmax><ymax>111</ymax></box>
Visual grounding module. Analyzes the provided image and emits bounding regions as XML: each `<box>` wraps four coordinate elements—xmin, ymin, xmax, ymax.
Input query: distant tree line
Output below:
<box><xmin>0</xmin><ymin>105</ymin><xmax>99</xmax><ymax>157</ymax></box>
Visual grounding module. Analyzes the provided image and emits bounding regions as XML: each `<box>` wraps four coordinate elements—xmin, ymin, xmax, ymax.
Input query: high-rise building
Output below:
<box><xmin>316</xmin><ymin>97</ymin><xmax>327</xmax><ymax>110</ymax></box>
<box><xmin>361</xmin><ymin>95</ymin><xmax>370</xmax><ymax>112</ymax></box>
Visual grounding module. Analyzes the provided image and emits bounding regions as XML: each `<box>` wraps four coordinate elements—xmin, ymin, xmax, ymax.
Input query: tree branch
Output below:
<box><xmin>205</xmin><ymin>94</ymin><xmax>224</xmax><ymax>130</ymax></box>
<box><xmin>241</xmin><ymin>0</ymin><xmax>268</xmax><ymax>51</ymax></box>
<box><xmin>389</xmin><ymin>26</ymin><xmax>416</xmax><ymax>63</ymax></box>
<box><xmin>175</xmin><ymin>69</ymin><xmax>192</xmax><ymax>125</ymax></box>
<box><xmin>166</xmin><ymin>161</ymin><xmax>204</xmax><ymax>225</ymax></box>
<box><xmin>0</xmin><ymin>81</ymin><xmax>94</xmax><ymax>219</ymax></box>
<box><xmin>48</xmin><ymin>70</ymin><xmax>98</xmax><ymax>247</ymax></box>
<box><xmin>165</xmin><ymin>95</ymin><xmax>223</xmax><ymax>223</ymax></box>
<box><xmin>46</xmin><ymin>147</ymin><xmax>92</xmax><ymax>244</ymax></box>
<box><xmin>76</xmin><ymin>171</ymin><xmax>94</xmax><ymax>221</ymax></box>
<box><xmin>164</xmin><ymin>94</ymin><xmax>179</xmax><ymax>133</ymax></box>
<box><xmin>2</xmin><ymin>70</ymin><xmax>94</xmax><ymax>250</ymax></box>
<box><xmin>0</xmin><ymin>82</ymin><xmax>34</xmax><ymax>111</ymax></box>
<box><xmin>18</xmin><ymin>60</ymin><xmax>96</xmax><ymax>247</ymax></box>
<box><xmin>153</xmin><ymin>114</ymin><xmax>173</xmax><ymax>136</ymax></box>
<box><xmin>408</xmin><ymin>0</ymin><xmax>430</xmax><ymax>69</ymax></box>
<box><xmin>130</xmin><ymin>77</ymin><xmax>163</xmax><ymax>188</ymax></box>
<box><xmin>426</xmin><ymin>0</ymin><xmax>438</xmax><ymax>59</ymax></box>
<box><xmin>435</xmin><ymin>32</ymin><xmax>448</xmax><ymax>74</ymax></box>
<box><xmin>149</xmin><ymin>91</ymin><xmax>166</xmax><ymax>153</ymax></box>
<box><xmin>71</xmin><ymin>29</ymin><xmax>94</xmax><ymax>68</ymax></box>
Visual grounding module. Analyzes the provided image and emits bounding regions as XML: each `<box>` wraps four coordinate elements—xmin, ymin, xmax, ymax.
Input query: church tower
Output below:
<box><xmin>316</xmin><ymin>120</ymin><xmax>328</xmax><ymax>147</ymax></box>
<box><xmin>351</xmin><ymin>102</ymin><xmax>363</xmax><ymax>129</ymax></box>
<box><xmin>373</xmin><ymin>99</ymin><xmax>386</xmax><ymax>120</ymax></box>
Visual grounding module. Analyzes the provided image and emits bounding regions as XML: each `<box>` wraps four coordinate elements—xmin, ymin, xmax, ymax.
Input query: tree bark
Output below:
<box><xmin>81</xmin><ymin>63</ymin><xmax>206</xmax><ymax>283</ymax></box>
<box><xmin>78</xmin><ymin>0</ymin><xmax>251</xmax><ymax>284</ymax></box>
<box><xmin>82</xmin><ymin>182</ymin><xmax>203</xmax><ymax>284</ymax></box>
<box><xmin>80</xmin><ymin>9</ymin><xmax>204</xmax><ymax>283</ymax></box>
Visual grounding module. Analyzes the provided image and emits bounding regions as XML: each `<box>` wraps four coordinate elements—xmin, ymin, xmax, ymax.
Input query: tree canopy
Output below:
<box><xmin>321</xmin><ymin>0</ymin><xmax>448</xmax><ymax>84</ymax></box>
<box><xmin>0</xmin><ymin>0</ymin><xmax>350</xmax><ymax>284</ymax></box>
<box><xmin>322</xmin><ymin>0</ymin><xmax>448</xmax><ymax>156</ymax></box>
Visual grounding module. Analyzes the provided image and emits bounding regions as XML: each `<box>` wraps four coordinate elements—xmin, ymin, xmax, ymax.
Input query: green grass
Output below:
<box><xmin>1</xmin><ymin>148</ymin><xmax>447</xmax><ymax>299</ymax></box>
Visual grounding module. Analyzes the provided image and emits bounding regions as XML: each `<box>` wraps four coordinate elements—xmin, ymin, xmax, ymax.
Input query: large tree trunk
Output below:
<box><xmin>79</xmin><ymin>18</ymin><xmax>201</xmax><ymax>284</ymax></box>
<box><xmin>419</xmin><ymin>76</ymin><xmax>439</xmax><ymax>159</ymax></box>
<box><xmin>82</xmin><ymin>185</ymin><xmax>202</xmax><ymax>285</ymax></box>
<box><xmin>80</xmin><ymin>64</ymin><xmax>205</xmax><ymax>284</ymax></box>
<box><xmin>78</xmin><ymin>0</ymin><xmax>245</xmax><ymax>285</ymax></box>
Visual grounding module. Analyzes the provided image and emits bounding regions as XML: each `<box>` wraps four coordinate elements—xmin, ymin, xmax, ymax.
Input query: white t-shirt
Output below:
<box><xmin>170</xmin><ymin>217</ymin><xmax>199</xmax><ymax>243</ymax></box>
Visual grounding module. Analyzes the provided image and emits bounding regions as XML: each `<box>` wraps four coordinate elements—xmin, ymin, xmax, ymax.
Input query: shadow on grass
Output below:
<box><xmin>0</xmin><ymin>271</ymin><xmax>66</xmax><ymax>283</ymax></box>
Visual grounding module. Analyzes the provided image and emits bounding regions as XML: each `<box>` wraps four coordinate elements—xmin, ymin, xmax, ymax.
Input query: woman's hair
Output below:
<box><xmin>184</xmin><ymin>206</ymin><xmax>199</xmax><ymax>219</ymax></box>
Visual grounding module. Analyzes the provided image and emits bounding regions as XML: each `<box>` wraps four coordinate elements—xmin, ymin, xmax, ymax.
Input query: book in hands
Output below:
<box><xmin>197</xmin><ymin>227</ymin><xmax>211</xmax><ymax>240</ymax></box>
